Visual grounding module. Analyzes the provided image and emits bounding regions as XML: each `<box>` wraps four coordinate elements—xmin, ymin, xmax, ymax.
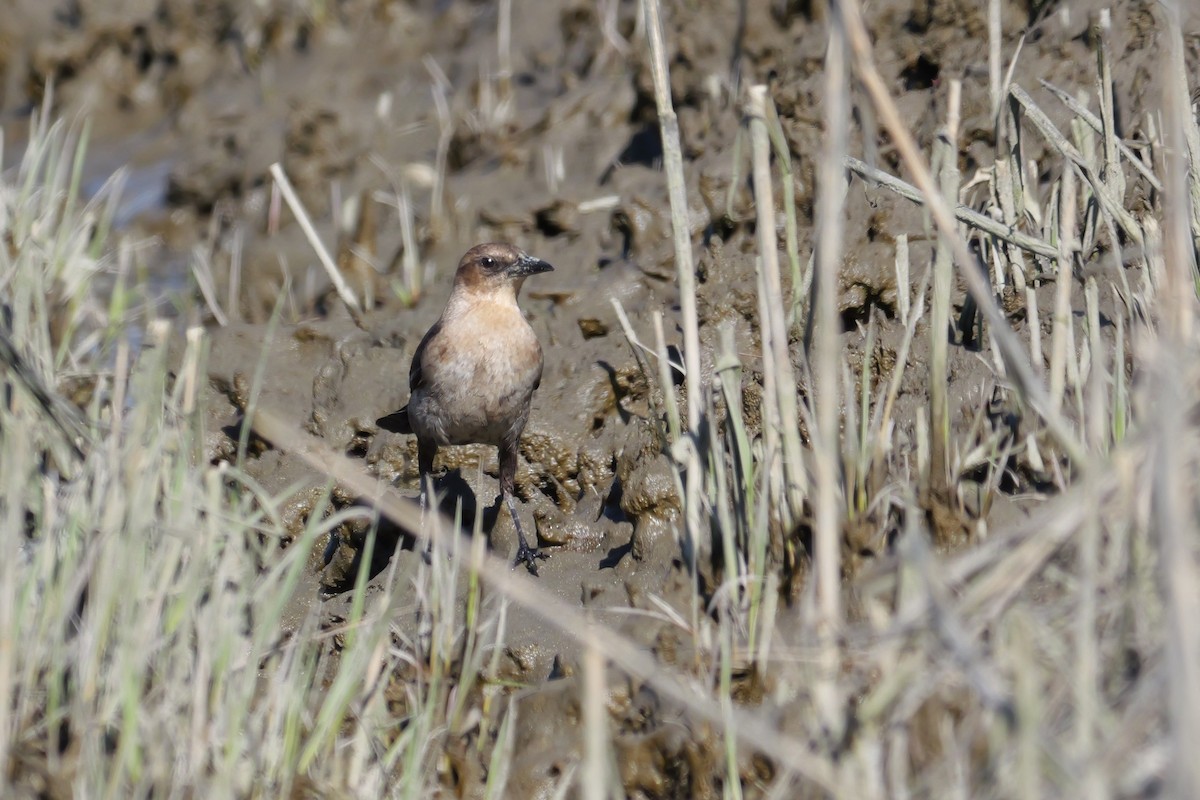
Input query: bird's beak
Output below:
<box><xmin>509</xmin><ymin>254</ymin><xmax>554</xmax><ymax>277</ymax></box>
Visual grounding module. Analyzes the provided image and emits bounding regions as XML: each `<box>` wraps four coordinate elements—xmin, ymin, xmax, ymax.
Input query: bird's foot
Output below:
<box><xmin>513</xmin><ymin>542</ymin><xmax>548</xmax><ymax>576</ymax></box>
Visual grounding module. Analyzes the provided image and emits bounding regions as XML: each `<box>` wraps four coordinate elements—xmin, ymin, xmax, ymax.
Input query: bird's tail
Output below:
<box><xmin>376</xmin><ymin>406</ymin><xmax>413</xmax><ymax>434</ymax></box>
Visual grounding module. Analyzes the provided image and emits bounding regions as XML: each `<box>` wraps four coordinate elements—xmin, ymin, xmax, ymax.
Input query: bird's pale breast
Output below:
<box><xmin>409</xmin><ymin>298</ymin><xmax>542</xmax><ymax>446</ymax></box>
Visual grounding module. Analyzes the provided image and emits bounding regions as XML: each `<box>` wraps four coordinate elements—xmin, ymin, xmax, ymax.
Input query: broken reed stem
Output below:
<box><xmin>718</xmin><ymin>611</ymin><xmax>743</xmax><ymax>800</ymax></box>
<box><xmin>1157</xmin><ymin>3</ymin><xmax>1200</xmax><ymax>795</ymax></box>
<box><xmin>1093</xmin><ymin>11</ymin><xmax>1125</xmax><ymax>207</ymax></box>
<box><xmin>1038</xmin><ymin>79</ymin><xmax>1162</xmax><ymax>192</ymax></box>
<box><xmin>747</xmin><ymin>105</ymin><xmax>782</xmax><ymax>538</ymax></box>
<box><xmin>762</xmin><ymin>104</ymin><xmax>804</xmax><ymax>328</ymax></box>
<box><xmin>988</xmin><ymin>0</ymin><xmax>1001</xmax><ymax>120</ymax></box>
<box><xmin>1049</xmin><ymin>166</ymin><xmax>1076</xmax><ymax>414</ymax></box>
<box><xmin>227</xmin><ymin>226</ymin><xmax>244</xmax><ymax>324</ymax></box>
<box><xmin>1161</xmin><ymin>2</ymin><xmax>1200</xmax><ymax>250</ymax></box>
<box><xmin>929</xmin><ymin>79</ymin><xmax>961</xmax><ymax>494</ymax></box>
<box><xmin>873</xmin><ymin>267</ymin><xmax>929</xmax><ymax>475</ymax></box>
<box><xmin>1075</xmin><ymin>316</ymin><xmax>1102</xmax><ymax>795</ymax></box>
<box><xmin>747</xmin><ymin>85</ymin><xmax>806</xmax><ymax>522</ymax></box>
<box><xmin>1011</xmin><ymin>610</ymin><xmax>1041</xmax><ymax>799</ymax></box>
<box><xmin>398</xmin><ymin>184</ymin><xmax>421</xmax><ymax>301</ymax></box>
<box><xmin>581</xmin><ymin>640</ymin><xmax>608</xmax><ymax>800</ymax></box>
<box><xmin>1084</xmin><ymin>275</ymin><xmax>1106</xmax><ymax>452</ymax></box>
<box><xmin>812</xmin><ymin>5</ymin><xmax>849</xmax><ymax>745</ymax></box>
<box><xmin>812</xmin><ymin>17</ymin><xmax>848</xmax><ymax>625</ymax></box>
<box><xmin>837</xmin><ymin>0</ymin><xmax>1086</xmax><ymax>467</ymax></box>
<box><xmin>267</xmin><ymin>163</ymin><xmax>365</xmax><ymax>327</ymax></box>
<box><xmin>642</xmin><ymin>0</ymin><xmax>699</xmax><ymax>430</ymax></box>
<box><xmin>1009</xmin><ymin>84</ymin><xmax>1142</xmax><ymax>248</ymax></box>
<box><xmin>1159</xmin><ymin>0</ymin><xmax>1200</xmax><ymax>340</ymax></box>
<box><xmin>895</xmin><ymin>233</ymin><xmax>910</xmax><ymax>324</ymax></box>
<box><xmin>190</xmin><ymin>246</ymin><xmax>228</xmax><ymax>326</ymax></box>
<box><xmin>1151</xmin><ymin>344</ymin><xmax>1200</xmax><ymax>799</ymax></box>
<box><xmin>994</xmin><ymin>91</ymin><xmax>1029</xmax><ymax>295</ymax></box>
<box><xmin>845</xmin><ymin>156</ymin><xmax>1059</xmax><ymax>260</ymax></box>
<box><xmin>424</xmin><ymin>56</ymin><xmax>453</xmax><ymax>243</ymax></box>
<box><xmin>497</xmin><ymin>0</ymin><xmax>513</xmax><ymax>102</ymax></box>
<box><xmin>642</xmin><ymin>0</ymin><xmax>704</xmax><ymax>565</ymax></box>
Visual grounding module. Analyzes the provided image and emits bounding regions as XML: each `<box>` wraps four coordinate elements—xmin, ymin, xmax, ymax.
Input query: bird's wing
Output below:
<box><xmin>376</xmin><ymin>321</ymin><xmax>444</xmax><ymax>435</ymax></box>
<box><xmin>408</xmin><ymin>319</ymin><xmax>442</xmax><ymax>393</ymax></box>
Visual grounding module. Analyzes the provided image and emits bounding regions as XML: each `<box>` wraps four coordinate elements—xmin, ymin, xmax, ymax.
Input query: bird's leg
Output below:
<box><xmin>417</xmin><ymin>438</ymin><xmax>437</xmax><ymax>563</ymax></box>
<box><xmin>417</xmin><ymin>439</ymin><xmax>436</xmax><ymax>510</ymax></box>
<box><xmin>500</xmin><ymin>440</ymin><xmax>545</xmax><ymax>575</ymax></box>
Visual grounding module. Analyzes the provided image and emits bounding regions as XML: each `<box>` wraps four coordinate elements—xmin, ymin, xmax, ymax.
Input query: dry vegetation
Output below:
<box><xmin>2</xmin><ymin>0</ymin><xmax>1199</xmax><ymax>797</ymax></box>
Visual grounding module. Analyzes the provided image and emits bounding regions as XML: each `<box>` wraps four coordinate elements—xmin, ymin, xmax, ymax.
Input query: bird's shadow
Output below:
<box><xmin>322</xmin><ymin>468</ymin><xmax>503</xmax><ymax>595</ymax></box>
<box><xmin>426</xmin><ymin>468</ymin><xmax>502</xmax><ymax>535</ymax></box>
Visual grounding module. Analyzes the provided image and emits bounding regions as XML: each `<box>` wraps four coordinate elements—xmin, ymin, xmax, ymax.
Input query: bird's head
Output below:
<box><xmin>453</xmin><ymin>243</ymin><xmax>554</xmax><ymax>298</ymax></box>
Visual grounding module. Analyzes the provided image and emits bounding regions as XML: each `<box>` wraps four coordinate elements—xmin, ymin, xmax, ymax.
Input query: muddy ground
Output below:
<box><xmin>4</xmin><ymin>0</ymin><xmax>1198</xmax><ymax>795</ymax></box>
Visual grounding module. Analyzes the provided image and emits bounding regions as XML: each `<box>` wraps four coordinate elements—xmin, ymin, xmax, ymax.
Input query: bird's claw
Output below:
<box><xmin>513</xmin><ymin>543</ymin><xmax>548</xmax><ymax>575</ymax></box>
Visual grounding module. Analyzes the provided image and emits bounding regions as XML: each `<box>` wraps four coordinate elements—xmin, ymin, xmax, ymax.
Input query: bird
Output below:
<box><xmin>377</xmin><ymin>242</ymin><xmax>554</xmax><ymax>575</ymax></box>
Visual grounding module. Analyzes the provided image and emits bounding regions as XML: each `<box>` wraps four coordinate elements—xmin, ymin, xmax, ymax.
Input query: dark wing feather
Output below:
<box><xmin>376</xmin><ymin>407</ymin><xmax>412</xmax><ymax>434</ymax></box>
<box><xmin>408</xmin><ymin>319</ymin><xmax>441</xmax><ymax>392</ymax></box>
<box><xmin>376</xmin><ymin>321</ymin><xmax>442</xmax><ymax>435</ymax></box>
<box><xmin>532</xmin><ymin>346</ymin><xmax>544</xmax><ymax>392</ymax></box>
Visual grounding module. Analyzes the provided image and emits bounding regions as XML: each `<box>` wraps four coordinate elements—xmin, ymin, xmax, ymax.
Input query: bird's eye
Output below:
<box><xmin>481</xmin><ymin>256</ymin><xmax>496</xmax><ymax>268</ymax></box>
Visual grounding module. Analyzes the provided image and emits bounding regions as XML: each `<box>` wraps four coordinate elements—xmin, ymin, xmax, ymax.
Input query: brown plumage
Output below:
<box><xmin>378</xmin><ymin>243</ymin><xmax>553</xmax><ymax>574</ymax></box>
